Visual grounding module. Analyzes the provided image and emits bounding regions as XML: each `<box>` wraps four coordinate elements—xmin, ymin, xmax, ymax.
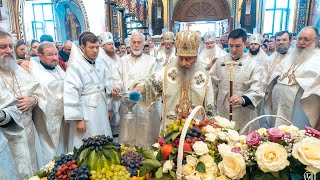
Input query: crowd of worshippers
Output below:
<box><xmin>0</xmin><ymin>25</ymin><xmax>319</xmax><ymax>179</ymax></box>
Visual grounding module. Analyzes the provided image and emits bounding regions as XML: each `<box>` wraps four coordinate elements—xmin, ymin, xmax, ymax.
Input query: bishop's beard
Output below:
<box><xmin>164</xmin><ymin>48</ymin><xmax>173</xmax><ymax>55</ymax></box>
<box><xmin>249</xmin><ymin>48</ymin><xmax>260</xmax><ymax>55</ymax></box>
<box><xmin>202</xmin><ymin>47</ymin><xmax>216</xmax><ymax>59</ymax></box>
<box><xmin>177</xmin><ymin>61</ymin><xmax>196</xmax><ymax>84</ymax></box>
<box><xmin>290</xmin><ymin>46</ymin><xmax>314</xmax><ymax>64</ymax></box>
<box><xmin>0</xmin><ymin>54</ymin><xmax>18</xmax><ymax>72</ymax></box>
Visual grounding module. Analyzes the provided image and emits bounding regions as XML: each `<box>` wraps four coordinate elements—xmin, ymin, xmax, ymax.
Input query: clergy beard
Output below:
<box><xmin>202</xmin><ymin>48</ymin><xmax>216</xmax><ymax>59</ymax></box>
<box><xmin>132</xmin><ymin>49</ymin><xmax>143</xmax><ymax>56</ymax></box>
<box><xmin>290</xmin><ymin>46</ymin><xmax>314</xmax><ymax>64</ymax></box>
<box><xmin>276</xmin><ymin>44</ymin><xmax>290</xmax><ymax>54</ymax></box>
<box><xmin>249</xmin><ymin>48</ymin><xmax>259</xmax><ymax>55</ymax></box>
<box><xmin>0</xmin><ymin>54</ymin><xmax>18</xmax><ymax>72</ymax></box>
<box><xmin>106</xmin><ymin>51</ymin><xmax>115</xmax><ymax>59</ymax></box>
<box><xmin>164</xmin><ymin>48</ymin><xmax>172</xmax><ymax>55</ymax></box>
<box><xmin>178</xmin><ymin>62</ymin><xmax>196</xmax><ymax>84</ymax></box>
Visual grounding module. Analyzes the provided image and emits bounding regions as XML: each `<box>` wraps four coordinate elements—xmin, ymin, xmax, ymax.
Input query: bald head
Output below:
<box><xmin>63</xmin><ymin>40</ymin><xmax>72</xmax><ymax>55</ymax></box>
<box><xmin>296</xmin><ymin>26</ymin><xmax>319</xmax><ymax>49</ymax></box>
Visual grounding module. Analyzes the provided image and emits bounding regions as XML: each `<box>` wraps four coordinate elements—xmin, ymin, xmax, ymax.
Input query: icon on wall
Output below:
<box><xmin>56</xmin><ymin>0</ymin><xmax>86</xmax><ymax>42</ymax></box>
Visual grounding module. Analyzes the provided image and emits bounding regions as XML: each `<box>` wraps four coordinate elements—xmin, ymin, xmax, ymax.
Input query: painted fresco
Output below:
<box><xmin>55</xmin><ymin>0</ymin><xmax>85</xmax><ymax>42</ymax></box>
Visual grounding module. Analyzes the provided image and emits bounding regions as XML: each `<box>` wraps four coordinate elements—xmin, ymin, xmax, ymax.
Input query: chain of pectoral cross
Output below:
<box><xmin>48</xmin><ymin>69</ymin><xmax>64</xmax><ymax>85</ymax></box>
<box><xmin>0</xmin><ymin>72</ymin><xmax>23</xmax><ymax>97</ymax></box>
<box><xmin>279</xmin><ymin>59</ymin><xmax>304</xmax><ymax>84</ymax></box>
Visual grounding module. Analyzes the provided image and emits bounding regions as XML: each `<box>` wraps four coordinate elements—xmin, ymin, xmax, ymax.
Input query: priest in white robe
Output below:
<box><xmin>64</xmin><ymin>33</ymin><xmax>113</xmax><ymax>151</ymax></box>
<box><xmin>266</xmin><ymin>27</ymin><xmax>320</xmax><ymax>129</ymax></box>
<box><xmin>0</xmin><ymin>84</ymin><xmax>24</xmax><ymax>179</ymax></box>
<box><xmin>112</xmin><ymin>32</ymin><xmax>160</xmax><ymax>149</ymax></box>
<box><xmin>261</xmin><ymin>31</ymin><xmax>292</xmax><ymax>127</ymax></box>
<box><xmin>29</xmin><ymin>42</ymin><xmax>68</xmax><ymax>158</ymax></box>
<box><xmin>0</xmin><ymin>30</ymin><xmax>44</xmax><ymax>178</ymax></box>
<box><xmin>198</xmin><ymin>31</ymin><xmax>227</xmax><ymax>71</ymax></box>
<box><xmin>209</xmin><ymin>29</ymin><xmax>265</xmax><ymax>131</ymax></box>
<box><xmin>98</xmin><ymin>32</ymin><xmax>121</xmax><ymax>139</ymax></box>
<box><xmin>133</xmin><ymin>31</ymin><xmax>215</xmax><ymax>131</ymax></box>
<box><xmin>156</xmin><ymin>31</ymin><xmax>176</xmax><ymax>68</ymax></box>
<box><xmin>247</xmin><ymin>34</ymin><xmax>268</xmax><ymax>73</ymax></box>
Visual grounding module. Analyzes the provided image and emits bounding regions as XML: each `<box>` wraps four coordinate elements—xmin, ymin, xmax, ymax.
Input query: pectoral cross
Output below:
<box><xmin>279</xmin><ymin>72</ymin><xmax>288</xmax><ymax>82</ymax></box>
<box><xmin>288</xmin><ymin>71</ymin><xmax>296</xmax><ymax>84</ymax></box>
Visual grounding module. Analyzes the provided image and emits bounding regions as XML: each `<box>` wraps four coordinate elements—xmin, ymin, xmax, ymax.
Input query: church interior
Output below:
<box><xmin>1</xmin><ymin>0</ymin><xmax>320</xmax><ymax>180</ymax></box>
<box><xmin>0</xmin><ymin>0</ymin><xmax>317</xmax><ymax>44</ymax></box>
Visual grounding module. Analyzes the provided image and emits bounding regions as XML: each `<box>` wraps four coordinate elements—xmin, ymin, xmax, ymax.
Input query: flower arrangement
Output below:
<box><xmin>237</xmin><ymin>125</ymin><xmax>320</xmax><ymax>179</ymax></box>
<box><xmin>138</xmin><ymin>114</ymin><xmax>247</xmax><ymax>180</ymax></box>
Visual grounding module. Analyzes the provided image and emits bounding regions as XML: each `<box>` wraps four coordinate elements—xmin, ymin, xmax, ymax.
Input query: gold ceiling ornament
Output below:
<box><xmin>175</xmin><ymin>30</ymin><xmax>200</xmax><ymax>57</ymax></box>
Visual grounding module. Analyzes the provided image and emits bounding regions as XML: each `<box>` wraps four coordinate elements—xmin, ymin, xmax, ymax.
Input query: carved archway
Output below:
<box><xmin>172</xmin><ymin>0</ymin><xmax>231</xmax><ymax>22</ymax></box>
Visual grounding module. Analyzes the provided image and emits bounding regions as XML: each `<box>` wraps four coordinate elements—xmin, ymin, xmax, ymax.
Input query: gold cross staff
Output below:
<box><xmin>221</xmin><ymin>61</ymin><xmax>242</xmax><ymax>120</ymax></box>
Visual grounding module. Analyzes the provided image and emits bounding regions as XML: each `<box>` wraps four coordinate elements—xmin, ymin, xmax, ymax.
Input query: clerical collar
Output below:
<box><xmin>83</xmin><ymin>55</ymin><xmax>95</xmax><ymax>65</ymax></box>
<box><xmin>230</xmin><ymin>55</ymin><xmax>242</xmax><ymax>61</ymax></box>
<box><xmin>131</xmin><ymin>52</ymin><xmax>143</xmax><ymax>58</ymax></box>
<box><xmin>40</xmin><ymin>61</ymin><xmax>55</xmax><ymax>70</ymax></box>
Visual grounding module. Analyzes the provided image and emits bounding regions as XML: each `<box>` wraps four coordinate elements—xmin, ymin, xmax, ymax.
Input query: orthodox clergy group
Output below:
<box><xmin>0</xmin><ymin>26</ymin><xmax>320</xmax><ymax>178</ymax></box>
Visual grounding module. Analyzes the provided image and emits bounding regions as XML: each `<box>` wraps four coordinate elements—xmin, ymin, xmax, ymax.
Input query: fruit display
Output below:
<box><xmin>166</xmin><ymin>114</ymin><xmax>192</xmax><ymax>133</ymax></box>
<box><xmin>120</xmin><ymin>145</ymin><xmax>137</xmax><ymax>155</ymax></box>
<box><xmin>69</xmin><ymin>164</ymin><xmax>91</xmax><ymax>180</ymax></box>
<box><xmin>47</xmin><ymin>154</ymin><xmax>77</xmax><ymax>180</ymax></box>
<box><xmin>120</xmin><ymin>150</ymin><xmax>144</xmax><ymax>177</ymax></box>
<box><xmin>76</xmin><ymin>135</ymin><xmax>121</xmax><ymax>171</ymax></box>
<box><xmin>90</xmin><ymin>165</ymin><xmax>130</xmax><ymax>180</ymax></box>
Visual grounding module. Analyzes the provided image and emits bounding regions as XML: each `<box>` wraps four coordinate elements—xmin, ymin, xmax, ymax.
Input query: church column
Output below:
<box><xmin>296</xmin><ymin>0</ymin><xmax>311</xmax><ymax>33</ymax></box>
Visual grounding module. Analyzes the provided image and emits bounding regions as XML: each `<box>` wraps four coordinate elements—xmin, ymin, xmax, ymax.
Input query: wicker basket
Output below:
<box><xmin>175</xmin><ymin>108</ymin><xmax>293</xmax><ymax>179</ymax></box>
<box><xmin>176</xmin><ymin>106</ymin><xmax>206</xmax><ymax>180</ymax></box>
<box><xmin>240</xmin><ymin>115</ymin><xmax>293</xmax><ymax>135</ymax></box>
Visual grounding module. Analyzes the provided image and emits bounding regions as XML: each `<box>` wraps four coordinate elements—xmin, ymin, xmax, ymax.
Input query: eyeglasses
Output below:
<box><xmin>297</xmin><ymin>37</ymin><xmax>317</xmax><ymax>42</ymax></box>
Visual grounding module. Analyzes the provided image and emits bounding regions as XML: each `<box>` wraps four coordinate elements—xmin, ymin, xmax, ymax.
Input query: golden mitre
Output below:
<box><xmin>175</xmin><ymin>30</ymin><xmax>201</xmax><ymax>57</ymax></box>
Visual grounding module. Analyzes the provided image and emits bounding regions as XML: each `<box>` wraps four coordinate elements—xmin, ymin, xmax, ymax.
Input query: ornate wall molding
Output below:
<box><xmin>172</xmin><ymin>0</ymin><xmax>231</xmax><ymax>22</ymax></box>
<box><xmin>171</xmin><ymin>0</ymin><xmax>232</xmax><ymax>20</ymax></box>
<box><xmin>73</xmin><ymin>0</ymin><xmax>90</xmax><ymax>31</ymax></box>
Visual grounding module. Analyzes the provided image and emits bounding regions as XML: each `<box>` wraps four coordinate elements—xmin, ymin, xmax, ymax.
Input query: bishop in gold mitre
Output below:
<box><xmin>133</xmin><ymin>30</ymin><xmax>215</xmax><ymax>131</ymax></box>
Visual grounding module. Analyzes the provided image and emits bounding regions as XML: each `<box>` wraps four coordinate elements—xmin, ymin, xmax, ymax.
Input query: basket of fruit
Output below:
<box><xmin>176</xmin><ymin>106</ymin><xmax>206</xmax><ymax>180</ymax></box>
